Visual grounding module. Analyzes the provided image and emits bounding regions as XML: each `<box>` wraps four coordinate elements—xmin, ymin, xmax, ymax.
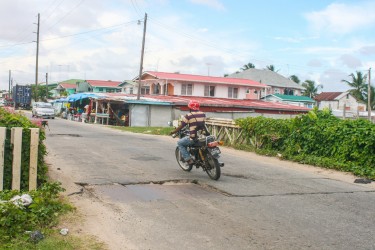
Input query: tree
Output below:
<box><xmin>289</xmin><ymin>75</ymin><xmax>300</xmax><ymax>84</ymax></box>
<box><xmin>341</xmin><ymin>71</ymin><xmax>367</xmax><ymax>102</ymax></box>
<box><xmin>241</xmin><ymin>62</ymin><xmax>255</xmax><ymax>71</ymax></box>
<box><xmin>266</xmin><ymin>65</ymin><xmax>279</xmax><ymax>72</ymax></box>
<box><xmin>302</xmin><ymin>80</ymin><xmax>323</xmax><ymax>98</ymax></box>
<box><xmin>363</xmin><ymin>85</ymin><xmax>375</xmax><ymax>110</ymax></box>
<box><xmin>31</xmin><ymin>85</ymin><xmax>52</xmax><ymax>101</ymax></box>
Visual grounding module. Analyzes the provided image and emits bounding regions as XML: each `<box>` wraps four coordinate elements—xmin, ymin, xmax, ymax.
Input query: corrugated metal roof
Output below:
<box><xmin>315</xmin><ymin>92</ymin><xmax>342</xmax><ymax>101</ymax></box>
<box><xmin>270</xmin><ymin>94</ymin><xmax>315</xmax><ymax>102</ymax></box>
<box><xmin>86</xmin><ymin>80</ymin><xmax>122</xmax><ymax>87</ymax></box>
<box><xmin>139</xmin><ymin>71</ymin><xmax>268</xmax><ymax>87</ymax></box>
<box><xmin>59</xmin><ymin>83</ymin><xmax>76</xmax><ymax>89</ymax></box>
<box><xmin>229</xmin><ymin>69</ymin><xmax>304</xmax><ymax>89</ymax></box>
<box><xmin>100</xmin><ymin>94</ymin><xmax>309</xmax><ymax>111</ymax></box>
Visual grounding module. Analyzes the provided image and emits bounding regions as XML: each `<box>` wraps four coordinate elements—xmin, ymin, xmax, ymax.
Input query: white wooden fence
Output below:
<box><xmin>0</xmin><ymin>127</ymin><xmax>39</xmax><ymax>191</ymax></box>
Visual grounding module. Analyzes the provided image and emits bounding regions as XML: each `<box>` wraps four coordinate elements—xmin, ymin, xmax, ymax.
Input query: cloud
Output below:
<box><xmin>359</xmin><ymin>45</ymin><xmax>375</xmax><ymax>55</ymax></box>
<box><xmin>305</xmin><ymin>2</ymin><xmax>375</xmax><ymax>35</ymax></box>
<box><xmin>307</xmin><ymin>59</ymin><xmax>323</xmax><ymax>67</ymax></box>
<box><xmin>339</xmin><ymin>54</ymin><xmax>362</xmax><ymax>68</ymax></box>
<box><xmin>273</xmin><ymin>36</ymin><xmax>319</xmax><ymax>43</ymax></box>
<box><xmin>319</xmin><ymin>68</ymin><xmax>350</xmax><ymax>92</ymax></box>
<box><xmin>189</xmin><ymin>0</ymin><xmax>225</xmax><ymax>11</ymax></box>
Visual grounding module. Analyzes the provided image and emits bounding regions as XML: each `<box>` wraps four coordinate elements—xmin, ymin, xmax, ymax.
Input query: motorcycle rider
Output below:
<box><xmin>170</xmin><ymin>100</ymin><xmax>206</xmax><ymax>166</ymax></box>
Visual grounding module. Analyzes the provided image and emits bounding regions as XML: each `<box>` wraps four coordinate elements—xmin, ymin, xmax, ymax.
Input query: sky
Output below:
<box><xmin>0</xmin><ymin>0</ymin><xmax>374</xmax><ymax>92</ymax></box>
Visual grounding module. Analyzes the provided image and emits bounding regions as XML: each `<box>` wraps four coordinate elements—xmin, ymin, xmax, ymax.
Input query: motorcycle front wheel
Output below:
<box><xmin>175</xmin><ymin>147</ymin><xmax>193</xmax><ymax>172</ymax></box>
<box><xmin>205</xmin><ymin>152</ymin><xmax>221</xmax><ymax>180</ymax></box>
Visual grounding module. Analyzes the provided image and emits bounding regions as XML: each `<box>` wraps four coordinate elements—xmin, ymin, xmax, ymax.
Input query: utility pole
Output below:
<box><xmin>8</xmin><ymin>70</ymin><xmax>11</xmax><ymax>97</ymax></box>
<box><xmin>137</xmin><ymin>13</ymin><xmax>147</xmax><ymax>100</ymax></box>
<box><xmin>34</xmin><ymin>13</ymin><xmax>40</xmax><ymax>102</ymax></box>
<box><xmin>368</xmin><ymin>68</ymin><xmax>372</xmax><ymax>121</ymax></box>
<box><xmin>46</xmin><ymin>72</ymin><xmax>48</xmax><ymax>100</ymax></box>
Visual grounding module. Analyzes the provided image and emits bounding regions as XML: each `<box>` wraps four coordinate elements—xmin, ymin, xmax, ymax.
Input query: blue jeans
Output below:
<box><xmin>177</xmin><ymin>136</ymin><xmax>194</xmax><ymax>161</ymax></box>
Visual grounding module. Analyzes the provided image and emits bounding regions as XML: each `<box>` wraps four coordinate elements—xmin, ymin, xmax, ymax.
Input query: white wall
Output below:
<box><xmin>173</xmin><ymin>82</ymin><xmax>248</xmax><ymax>99</ymax></box>
<box><xmin>337</xmin><ymin>94</ymin><xmax>366</xmax><ymax>111</ymax></box>
<box><xmin>318</xmin><ymin>94</ymin><xmax>366</xmax><ymax>111</ymax></box>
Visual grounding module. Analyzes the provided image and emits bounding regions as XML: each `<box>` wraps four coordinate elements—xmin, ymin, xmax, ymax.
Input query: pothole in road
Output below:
<box><xmin>79</xmin><ymin>180</ymin><xmax>225</xmax><ymax>202</ymax></box>
<box><xmin>49</xmin><ymin>133</ymin><xmax>82</xmax><ymax>137</ymax></box>
<box><xmin>130</xmin><ymin>156</ymin><xmax>163</xmax><ymax>161</ymax></box>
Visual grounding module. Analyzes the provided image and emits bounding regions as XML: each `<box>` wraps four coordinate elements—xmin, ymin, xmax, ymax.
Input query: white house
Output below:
<box><xmin>228</xmin><ymin>68</ymin><xmax>305</xmax><ymax>97</ymax></box>
<box><xmin>315</xmin><ymin>92</ymin><xmax>367</xmax><ymax>112</ymax></box>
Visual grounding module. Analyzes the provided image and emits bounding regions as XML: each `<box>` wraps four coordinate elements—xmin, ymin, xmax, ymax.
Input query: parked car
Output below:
<box><xmin>32</xmin><ymin>102</ymin><xmax>55</xmax><ymax>119</ymax></box>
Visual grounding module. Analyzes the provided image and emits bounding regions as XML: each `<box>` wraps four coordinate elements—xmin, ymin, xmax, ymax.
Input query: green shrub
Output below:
<box><xmin>0</xmin><ymin>108</ymin><xmax>48</xmax><ymax>190</ymax></box>
<box><xmin>235</xmin><ymin>108</ymin><xmax>375</xmax><ymax>179</ymax></box>
<box><xmin>236</xmin><ymin>116</ymin><xmax>291</xmax><ymax>151</ymax></box>
<box><xmin>0</xmin><ymin>182</ymin><xmax>72</xmax><ymax>244</ymax></box>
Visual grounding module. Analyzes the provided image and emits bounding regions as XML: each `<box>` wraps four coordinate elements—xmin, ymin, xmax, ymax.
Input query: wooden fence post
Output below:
<box><xmin>29</xmin><ymin>128</ymin><xmax>39</xmax><ymax>191</ymax></box>
<box><xmin>11</xmin><ymin>127</ymin><xmax>23</xmax><ymax>191</ymax></box>
<box><xmin>0</xmin><ymin>127</ymin><xmax>6</xmax><ymax>191</ymax></box>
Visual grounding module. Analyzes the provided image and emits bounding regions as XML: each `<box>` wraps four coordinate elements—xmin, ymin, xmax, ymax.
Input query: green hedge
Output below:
<box><xmin>236</xmin><ymin>108</ymin><xmax>375</xmax><ymax>179</ymax></box>
<box><xmin>0</xmin><ymin>108</ymin><xmax>48</xmax><ymax>190</ymax></box>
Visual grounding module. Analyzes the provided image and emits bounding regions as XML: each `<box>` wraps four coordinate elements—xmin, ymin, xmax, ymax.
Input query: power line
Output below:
<box><xmin>130</xmin><ymin>0</ymin><xmax>143</xmax><ymax>17</ymax></box>
<box><xmin>44</xmin><ymin>0</ymin><xmax>85</xmax><ymax>33</ymax></box>
<box><xmin>147</xmin><ymin>16</ymin><xmax>370</xmax><ymax>79</ymax></box>
<box><xmin>40</xmin><ymin>0</ymin><xmax>60</xmax><ymax>21</ymax></box>
<box><xmin>40</xmin><ymin>0</ymin><xmax>66</xmax><ymax>23</ymax></box>
<box><xmin>0</xmin><ymin>20</ymin><xmax>138</xmax><ymax>49</ymax></box>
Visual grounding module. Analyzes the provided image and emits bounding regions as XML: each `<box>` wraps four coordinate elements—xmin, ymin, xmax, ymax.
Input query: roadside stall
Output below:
<box><xmin>66</xmin><ymin>93</ymin><xmax>98</xmax><ymax>122</ymax></box>
<box><xmin>92</xmin><ymin>97</ymin><xmax>129</xmax><ymax>126</ymax></box>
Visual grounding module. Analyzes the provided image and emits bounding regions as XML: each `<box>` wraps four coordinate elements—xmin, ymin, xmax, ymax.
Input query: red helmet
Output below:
<box><xmin>188</xmin><ymin>100</ymin><xmax>200</xmax><ymax>110</ymax></box>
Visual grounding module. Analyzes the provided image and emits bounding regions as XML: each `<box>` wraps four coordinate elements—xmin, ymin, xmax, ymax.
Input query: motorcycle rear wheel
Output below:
<box><xmin>205</xmin><ymin>152</ymin><xmax>221</xmax><ymax>180</ymax></box>
<box><xmin>175</xmin><ymin>147</ymin><xmax>193</xmax><ymax>172</ymax></box>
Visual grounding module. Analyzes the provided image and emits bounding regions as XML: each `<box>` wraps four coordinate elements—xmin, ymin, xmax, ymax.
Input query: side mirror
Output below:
<box><xmin>167</xmin><ymin>121</ymin><xmax>173</xmax><ymax>127</ymax></box>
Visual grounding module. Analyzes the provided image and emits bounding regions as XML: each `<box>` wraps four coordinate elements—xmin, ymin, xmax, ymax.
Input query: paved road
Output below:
<box><xmin>44</xmin><ymin>117</ymin><xmax>375</xmax><ymax>250</ymax></box>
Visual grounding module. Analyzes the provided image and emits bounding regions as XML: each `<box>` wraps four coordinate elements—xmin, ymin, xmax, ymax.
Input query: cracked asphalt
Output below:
<box><xmin>44</xmin><ymin>117</ymin><xmax>375</xmax><ymax>250</ymax></box>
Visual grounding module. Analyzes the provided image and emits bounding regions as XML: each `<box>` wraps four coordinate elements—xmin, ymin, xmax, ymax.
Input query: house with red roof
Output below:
<box><xmin>77</xmin><ymin>80</ymin><xmax>122</xmax><ymax>93</ymax></box>
<box><xmin>315</xmin><ymin>91</ymin><xmax>366</xmax><ymax>112</ymax></box>
<box><xmin>55</xmin><ymin>82</ymin><xmax>76</xmax><ymax>96</ymax></box>
<box><xmin>128</xmin><ymin>71</ymin><xmax>268</xmax><ymax>100</ymax></box>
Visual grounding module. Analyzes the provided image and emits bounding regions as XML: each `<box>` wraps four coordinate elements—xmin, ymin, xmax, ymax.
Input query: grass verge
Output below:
<box><xmin>111</xmin><ymin>126</ymin><xmax>173</xmax><ymax>135</ymax></box>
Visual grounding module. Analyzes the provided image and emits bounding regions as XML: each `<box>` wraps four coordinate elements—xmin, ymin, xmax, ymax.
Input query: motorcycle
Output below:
<box><xmin>171</xmin><ymin>125</ymin><xmax>224</xmax><ymax>180</ymax></box>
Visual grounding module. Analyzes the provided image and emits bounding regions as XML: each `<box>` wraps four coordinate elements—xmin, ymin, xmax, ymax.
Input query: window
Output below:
<box><xmin>274</xmin><ymin>88</ymin><xmax>280</xmax><ymax>94</ymax></box>
<box><xmin>98</xmin><ymin>87</ymin><xmax>103</xmax><ymax>92</ymax></box>
<box><xmin>141</xmin><ymin>86</ymin><xmax>150</xmax><ymax>95</ymax></box>
<box><xmin>284</xmin><ymin>88</ymin><xmax>294</xmax><ymax>95</ymax></box>
<box><xmin>228</xmin><ymin>87</ymin><xmax>238</xmax><ymax>98</ymax></box>
<box><xmin>129</xmin><ymin>87</ymin><xmax>133</xmax><ymax>94</ymax></box>
<box><xmin>152</xmin><ymin>83</ymin><xmax>161</xmax><ymax>94</ymax></box>
<box><xmin>181</xmin><ymin>84</ymin><xmax>193</xmax><ymax>95</ymax></box>
<box><xmin>204</xmin><ymin>85</ymin><xmax>215</xmax><ymax>97</ymax></box>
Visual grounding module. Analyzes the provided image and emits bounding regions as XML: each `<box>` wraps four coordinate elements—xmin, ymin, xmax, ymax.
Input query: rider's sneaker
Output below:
<box><xmin>187</xmin><ymin>159</ymin><xmax>194</xmax><ymax>167</ymax></box>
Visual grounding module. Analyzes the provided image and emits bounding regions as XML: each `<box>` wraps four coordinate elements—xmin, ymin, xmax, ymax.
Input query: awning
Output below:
<box><xmin>67</xmin><ymin>93</ymin><xmax>99</xmax><ymax>102</ymax></box>
<box><xmin>54</xmin><ymin>97</ymin><xmax>69</xmax><ymax>103</ymax></box>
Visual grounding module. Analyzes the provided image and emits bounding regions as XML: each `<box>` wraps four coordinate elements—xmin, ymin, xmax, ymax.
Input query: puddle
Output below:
<box><xmin>92</xmin><ymin>182</ymin><xmax>222</xmax><ymax>202</ymax></box>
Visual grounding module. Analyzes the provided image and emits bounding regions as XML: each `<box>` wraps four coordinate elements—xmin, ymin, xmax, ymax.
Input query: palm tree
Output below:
<box><xmin>302</xmin><ymin>80</ymin><xmax>323</xmax><ymax>98</ymax></box>
<box><xmin>289</xmin><ymin>75</ymin><xmax>300</xmax><ymax>84</ymax></box>
<box><xmin>341</xmin><ymin>71</ymin><xmax>367</xmax><ymax>102</ymax></box>
<box><xmin>266</xmin><ymin>65</ymin><xmax>279</xmax><ymax>72</ymax></box>
<box><xmin>364</xmin><ymin>85</ymin><xmax>375</xmax><ymax>110</ymax></box>
<box><xmin>241</xmin><ymin>62</ymin><xmax>255</xmax><ymax>71</ymax></box>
